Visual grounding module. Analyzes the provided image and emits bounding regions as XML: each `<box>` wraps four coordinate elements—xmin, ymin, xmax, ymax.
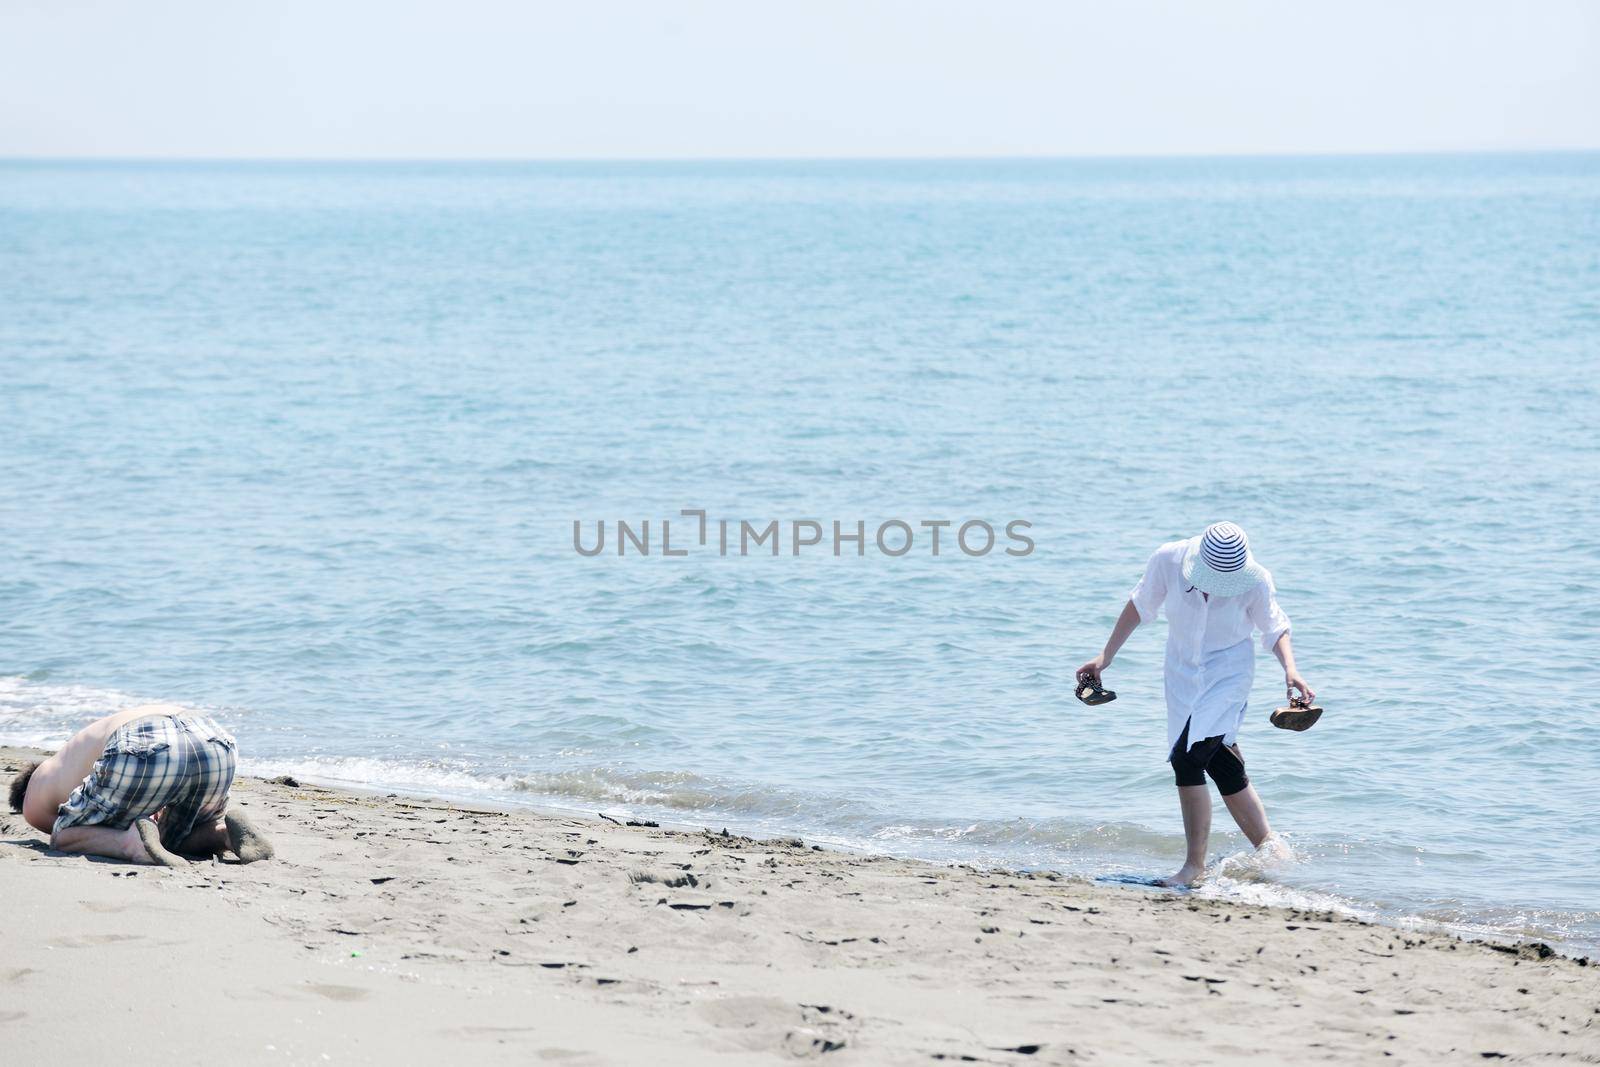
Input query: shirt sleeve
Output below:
<box><xmin>1248</xmin><ymin>575</ymin><xmax>1292</xmax><ymax>652</ymax></box>
<box><xmin>1129</xmin><ymin>548</ymin><xmax>1169</xmax><ymax>624</ymax></box>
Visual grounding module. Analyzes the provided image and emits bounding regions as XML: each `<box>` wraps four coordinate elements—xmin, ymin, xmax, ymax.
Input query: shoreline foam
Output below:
<box><xmin>7</xmin><ymin>674</ymin><xmax>1596</xmax><ymax>959</ymax></box>
<box><xmin>3</xmin><ymin>744</ymin><xmax>1594</xmax><ymax>1064</ymax></box>
<box><xmin>240</xmin><ymin>757</ymin><xmax>1599</xmax><ymax>960</ymax></box>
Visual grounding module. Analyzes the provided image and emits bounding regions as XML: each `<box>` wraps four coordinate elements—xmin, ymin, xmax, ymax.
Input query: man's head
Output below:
<box><xmin>8</xmin><ymin>762</ymin><xmax>38</xmax><ymax>813</ymax></box>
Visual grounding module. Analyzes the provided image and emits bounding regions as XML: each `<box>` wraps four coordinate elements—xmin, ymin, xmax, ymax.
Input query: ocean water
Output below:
<box><xmin>2</xmin><ymin>155</ymin><xmax>1598</xmax><ymax>953</ymax></box>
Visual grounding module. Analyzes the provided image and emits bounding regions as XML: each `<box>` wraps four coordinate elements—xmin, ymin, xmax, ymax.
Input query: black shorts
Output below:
<box><xmin>1169</xmin><ymin>718</ymin><xmax>1249</xmax><ymax>796</ymax></box>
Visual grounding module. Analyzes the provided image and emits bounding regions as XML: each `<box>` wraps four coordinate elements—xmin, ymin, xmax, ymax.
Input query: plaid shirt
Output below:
<box><xmin>55</xmin><ymin>713</ymin><xmax>237</xmax><ymax>849</ymax></box>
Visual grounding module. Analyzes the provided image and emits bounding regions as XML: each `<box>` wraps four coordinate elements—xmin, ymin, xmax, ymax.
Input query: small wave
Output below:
<box><xmin>507</xmin><ymin>767</ymin><xmax>782</xmax><ymax>814</ymax></box>
<box><xmin>5</xmin><ymin>673</ymin><xmax>1595</xmax><ymax>957</ymax></box>
<box><xmin>1187</xmin><ymin>838</ymin><xmax>1378</xmax><ymax>922</ymax></box>
<box><xmin>0</xmin><ymin>675</ymin><xmax>156</xmax><ymax>747</ymax></box>
<box><xmin>240</xmin><ymin>755</ymin><xmax>516</xmax><ymax>800</ymax></box>
<box><xmin>869</xmin><ymin>816</ymin><xmax>1179</xmax><ymax>858</ymax></box>
<box><xmin>1210</xmin><ymin>833</ymin><xmax>1298</xmax><ymax>881</ymax></box>
<box><xmin>236</xmin><ymin>756</ymin><xmax>816</xmax><ymax>824</ymax></box>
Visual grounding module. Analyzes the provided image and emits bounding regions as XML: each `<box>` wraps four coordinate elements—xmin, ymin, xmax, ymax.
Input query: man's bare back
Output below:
<box><xmin>19</xmin><ymin>705</ymin><xmax>184</xmax><ymax>834</ymax></box>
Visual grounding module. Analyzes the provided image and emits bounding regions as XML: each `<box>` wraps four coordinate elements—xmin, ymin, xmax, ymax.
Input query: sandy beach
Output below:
<box><xmin>1</xmin><ymin>745</ymin><xmax>1593</xmax><ymax>1065</ymax></box>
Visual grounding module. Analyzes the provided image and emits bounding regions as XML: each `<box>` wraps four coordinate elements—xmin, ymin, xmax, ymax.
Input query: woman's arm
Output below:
<box><xmin>1270</xmin><ymin>632</ymin><xmax>1315</xmax><ymax>704</ymax></box>
<box><xmin>1247</xmin><ymin>578</ymin><xmax>1311</xmax><ymax>702</ymax></box>
<box><xmin>1077</xmin><ymin>600</ymin><xmax>1141</xmax><ymax>685</ymax></box>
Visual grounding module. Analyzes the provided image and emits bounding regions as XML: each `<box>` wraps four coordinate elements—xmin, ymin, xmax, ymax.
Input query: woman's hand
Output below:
<box><xmin>1077</xmin><ymin>654</ymin><xmax>1111</xmax><ymax>686</ymax></box>
<box><xmin>1286</xmin><ymin>672</ymin><xmax>1316</xmax><ymax>705</ymax></box>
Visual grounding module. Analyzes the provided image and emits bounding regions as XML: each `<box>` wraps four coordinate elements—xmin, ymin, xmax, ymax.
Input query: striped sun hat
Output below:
<box><xmin>1181</xmin><ymin>521</ymin><xmax>1268</xmax><ymax>596</ymax></box>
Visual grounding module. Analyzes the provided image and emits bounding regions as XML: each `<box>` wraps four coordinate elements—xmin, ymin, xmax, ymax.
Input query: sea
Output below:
<box><xmin>2</xmin><ymin>154</ymin><xmax>1597</xmax><ymax>954</ymax></box>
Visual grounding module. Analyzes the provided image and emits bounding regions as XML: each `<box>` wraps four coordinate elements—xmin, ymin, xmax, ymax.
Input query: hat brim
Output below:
<box><xmin>1182</xmin><ymin>550</ymin><xmax>1266</xmax><ymax>597</ymax></box>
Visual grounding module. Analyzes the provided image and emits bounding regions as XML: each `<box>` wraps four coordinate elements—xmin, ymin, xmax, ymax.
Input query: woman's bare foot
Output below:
<box><xmin>1157</xmin><ymin>863</ymin><xmax>1206</xmax><ymax>888</ymax></box>
<box><xmin>132</xmin><ymin>818</ymin><xmax>188</xmax><ymax>867</ymax></box>
<box><xmin>1254</xmin><ymin>832</ymin><xmax>1292</xmax><ymax>862</ymax></box>
<box><xmin>225</xmin><ymin>808</ymin><xmax>274</xmax><ymax>863</ymax></box>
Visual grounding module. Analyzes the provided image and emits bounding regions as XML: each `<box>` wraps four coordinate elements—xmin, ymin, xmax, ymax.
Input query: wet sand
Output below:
<box><xmin>2</xmin><ymin>745</ymin><xmax>1594</xmax><ymax>1064</ymax></box>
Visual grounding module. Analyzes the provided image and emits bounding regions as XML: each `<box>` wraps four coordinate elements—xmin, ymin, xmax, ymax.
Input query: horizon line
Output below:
<box><xmin>2</xmin><ymin>146</ymin><xmax>1599</xmax><ymax>166</ymax></box>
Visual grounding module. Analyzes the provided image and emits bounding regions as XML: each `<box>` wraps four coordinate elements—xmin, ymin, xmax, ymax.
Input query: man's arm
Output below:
<box><xmin>1077</xmin><ymin>600</ymin><xmax>1141</xmax><ymax>685</ymax></box>
<box><xmin>18</xmin><ymin>708</ymin><xmax>156</xmax><ymax>834</ymax></box>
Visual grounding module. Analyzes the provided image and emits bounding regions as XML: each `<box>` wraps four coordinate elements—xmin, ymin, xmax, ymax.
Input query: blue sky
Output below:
<box><xmin>1</xmin><ymin>0</ymin><xmax>1596</xmax><ymax>159</ymax></box>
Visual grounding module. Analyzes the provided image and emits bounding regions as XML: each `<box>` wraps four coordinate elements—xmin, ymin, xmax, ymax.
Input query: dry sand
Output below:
<box><xmin>1</xmin><ymin>745</ymin><xmax>1595</xmax><ymax>1065</ymax></box>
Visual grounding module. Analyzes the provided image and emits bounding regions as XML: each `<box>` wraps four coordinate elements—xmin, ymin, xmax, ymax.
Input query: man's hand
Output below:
<box><xmin>1077</xmin><ymin>654</ymin><xmax>1111</xmax><ymax>687</ymax></box>
<box><xmin>1286</xmin><ymin>672</ymin><xmax>1316</xmax><ymax>705</ymax></box>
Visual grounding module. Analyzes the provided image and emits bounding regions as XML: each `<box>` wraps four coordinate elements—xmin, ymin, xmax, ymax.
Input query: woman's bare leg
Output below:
<box><xmin>1222</xmin><ymin>784</ymin><xmax>1272</xmax><ymax>848</ymax></box>
<box><xmin>1159</xmin><ymin>785</ymin><xmax>1211</xmax><ymax>886</ymax></box>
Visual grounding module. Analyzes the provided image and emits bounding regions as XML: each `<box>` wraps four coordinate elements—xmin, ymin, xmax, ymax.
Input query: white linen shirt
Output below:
<box><xmin>1129</xmin><ymin>538</ymin><xmax>1292</xmax><ymax>754</ymax></box>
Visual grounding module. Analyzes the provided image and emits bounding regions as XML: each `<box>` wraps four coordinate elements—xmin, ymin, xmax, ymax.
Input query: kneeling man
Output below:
<box><xmin>8</xmin><ymin>705</ymin><xmax>273</xmax><ymax>867</ymax></box>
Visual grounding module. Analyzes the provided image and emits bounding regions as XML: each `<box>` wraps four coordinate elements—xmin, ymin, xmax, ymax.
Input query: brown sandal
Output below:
<box><xmin>1075</xmin><ymin>679</ymin><xmax>1118</xmax><ymax>706</ymax></box>
<box><xmin>1270</xmin><ymin>691</ymin><xmax>1323</xmax><ymax>732</ymax></box>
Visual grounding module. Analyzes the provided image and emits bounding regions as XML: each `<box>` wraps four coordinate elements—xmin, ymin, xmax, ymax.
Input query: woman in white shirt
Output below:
<box><xmin>1078</xmin><ymin>522</ymin><xmax>1315</xmax><ymax>887</ymax></box>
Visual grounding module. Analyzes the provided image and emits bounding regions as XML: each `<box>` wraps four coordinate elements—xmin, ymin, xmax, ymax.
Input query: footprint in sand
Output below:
<box><xmin>694</xmin><ymin>996</ymin><xmax>853</xmax><ymax>1055</ymax></box>
<box><xmin>46</xmin><ymin>933</ymin><xmax>143</xmax><ymax>948</ymax></box>
<box><xmin>81</xmin><ymin>900</ymin><xmax>133</xmax><ymax>913</ymax></box>
<box><xmin>695</xmin><ymin>995</ymin><xmax>799</xmax><ymax>1032</ymax></box>
<box><xmin>303</xmin><ymin>983</ymin><xmax>371</xmax><ymax>1002</ymax></box>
